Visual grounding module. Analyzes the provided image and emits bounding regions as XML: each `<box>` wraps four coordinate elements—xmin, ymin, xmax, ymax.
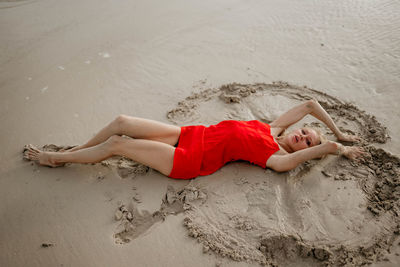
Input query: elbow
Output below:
<box><xmin>267</xmin><ymin>155</ymin><xmax>299</xmax><ymax>173</ymax></box>
<box><xmin>307</xmin><ymin>99</ymin><xmax>318</xmax><ymax>105</ymax></box>
<box><xmin>305</xmin><ymin>99</ymin><xmax>318</xmax><ymax>110</ymax></box>
<box><xmin>301</xmin><ymin>99</ymin><xmax>317</xmax><ymax>116</ymax></box>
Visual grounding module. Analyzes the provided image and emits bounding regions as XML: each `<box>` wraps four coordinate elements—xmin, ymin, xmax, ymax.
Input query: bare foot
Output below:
<box><xmin>23</xmin><ymin>144</ymin><xmax>65</xmax><ymax>167</ymax></box>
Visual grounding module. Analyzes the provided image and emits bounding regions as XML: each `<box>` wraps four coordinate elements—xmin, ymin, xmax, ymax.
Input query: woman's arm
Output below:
<box><xmin>270</xmin><ymin>100</ymin><xmax>314</xmax><ymax>134</ymax></box>
<box><xmin>266</xmin><ymin>141</ymin><xmax>365</xmax><ymax>172</ymax></box>
<box><xmin>270</xmin><ymin>99</ymin><xmax>358</xmax><ymax>142</ymax></box>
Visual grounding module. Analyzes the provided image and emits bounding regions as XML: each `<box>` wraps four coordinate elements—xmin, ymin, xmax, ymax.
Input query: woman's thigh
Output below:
<box><xmin>119</xmin><ymin>116</ymin><xmax>180</xmax><ymax>146</ymax></box>
<box><xmin>114</xmin><ymin>137</ymin><xmax>175</xmax><ymax>176</ymax></box>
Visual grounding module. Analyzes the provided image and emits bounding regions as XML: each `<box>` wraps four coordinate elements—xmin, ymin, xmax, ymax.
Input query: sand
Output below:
<box><xmin>1</xmin><ymin>0</ymin><xmax>400</xmax><ymax>266</ymax></box>
<box><xmin>165</xmin><ymin>82</ymin><xmax>399</xmax><ymax>266</ymax></box>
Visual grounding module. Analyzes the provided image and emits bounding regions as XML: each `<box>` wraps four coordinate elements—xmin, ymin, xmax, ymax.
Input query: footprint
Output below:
<box><xmin>113</xmin><ymin>185</ymin><xmax>207</xmax><ymax>244</ymax></box>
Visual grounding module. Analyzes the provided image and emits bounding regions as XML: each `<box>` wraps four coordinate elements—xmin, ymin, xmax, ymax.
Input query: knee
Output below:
<box><xmin>105</xmin><ymin>135</ymin><xmax>125</xmax><ymax>154</ymax></box>
<box><xmin>114</xmin><ymin>114</ymin><xmax>129</xmax><ymax>125</ymax></box>
<box><xmin>113</xmin><ymin>114</ymin><xmax>134</xmax><ymax>131</ymax></box>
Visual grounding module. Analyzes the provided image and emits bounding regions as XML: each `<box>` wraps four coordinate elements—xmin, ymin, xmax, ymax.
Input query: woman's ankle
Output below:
<box><xmin>50</xmin><ymin>152</ymin><xmax>64</xmax><ymax>165</ymax></box>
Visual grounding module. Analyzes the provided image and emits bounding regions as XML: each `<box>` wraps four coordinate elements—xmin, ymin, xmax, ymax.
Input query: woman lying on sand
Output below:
<box><xmin>25</xmin><ymin>100</ymin><xmax>365</xmax><ymax>179</ymax></box>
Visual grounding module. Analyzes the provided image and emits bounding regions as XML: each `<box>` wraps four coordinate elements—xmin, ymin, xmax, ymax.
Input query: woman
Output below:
<box><xmin>24</xmin><ymin>100</ymin><xmax>365</xmax><ymax>178</ymax></box>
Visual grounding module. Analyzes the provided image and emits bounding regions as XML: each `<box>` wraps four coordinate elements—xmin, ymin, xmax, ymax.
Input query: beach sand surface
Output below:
<box><xmin>1</xmin><ymin>0</ymin><xmax>400</xmax><ymax>266</ymax></box>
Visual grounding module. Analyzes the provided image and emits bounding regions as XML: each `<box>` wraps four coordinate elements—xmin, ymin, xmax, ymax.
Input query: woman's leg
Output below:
<box><xmin>26</xmin><ymin>135</ymin><xmax>175</xmax><ymax>176</ymax></box>
<box><xmin>67</xmin><ymin>115</ymin><xmax>180</xmax><ymax>152</ymax></box>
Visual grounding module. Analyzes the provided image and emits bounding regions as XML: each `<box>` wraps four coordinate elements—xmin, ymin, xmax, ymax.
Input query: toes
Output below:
<box><xmin>27</xmin><ymin>149</ymin><xmax>39</xmax><ymax>157</ymax></box>
<box><xmin>23</xmin><ymin>147</ymin><xmax>37</xmax><ymax>161</ymax></box>
<box><xmin>30</xmin><ymin>146</ymin><xmax>41</xmax><ymax>153</ymax></box>
<box><xmin>23</xmin><ymin>144</ymin><xmax>41</xmax><ymax>154</ymax></box>
<box><xmin>24</xmin><ymin>147</ymin><xmax>40</xmax><ymax>161</ymax></box>
<box><xmin>27</xmin><ymin>152</ymin><xmax>38</xmax><ymax>160</ymax></box>
<box><xmin>23</xmin><ymin>151</ymin><xmax>30</xmax><ymax>160</ymax></box>
<box><xmin>28</xmin><ymin>147</ymin><xmax>39</xmax><ymax>153</ymax></box>
<box><xmin>27</xmin><ymin>150</ymin><xmax>38</xmax><ymax>156</ymax></box>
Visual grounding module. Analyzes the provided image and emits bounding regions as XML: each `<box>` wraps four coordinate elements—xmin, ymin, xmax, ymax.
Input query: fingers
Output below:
<box><xmin>343</xmin><ymin>146</ymin><xmax>367</xmax><ymax>161</ymax></box>
<box><xmin>338</xmin><ymin>133</ymin><xmax>362</xmax><ymax>143</ymax></box>
<box><xmin>345</xmin><ymin>134</ymin><xmax>361</xmax><ymax>142</ymax></box>
<box><xmin>356</xmin><ymin>147</ymin><xmax>367</xmax><ymax>156</ymax></box>
<box><xmin>352</xmin><ymin>147</ymin><xmax>368</xmax><ymax>162</ymax></box>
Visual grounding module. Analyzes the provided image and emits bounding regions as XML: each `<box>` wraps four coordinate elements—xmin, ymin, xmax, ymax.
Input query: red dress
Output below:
<box><xmin>168</xmin><ymin>120</ymin><xmax>280</xmax><ymax>179</ymax></box>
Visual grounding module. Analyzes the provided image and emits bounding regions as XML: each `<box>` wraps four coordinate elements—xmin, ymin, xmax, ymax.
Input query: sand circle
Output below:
<box><xmin>167</xmin><ymin>82</ymin><xmax>400</xmax><ymax>266</ymax></box>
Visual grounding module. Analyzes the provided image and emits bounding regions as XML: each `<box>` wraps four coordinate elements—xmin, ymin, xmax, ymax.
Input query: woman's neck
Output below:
<box><xmin>276</xmin><ymin>136</ymin><xmax>293</xmax><ymax>153</ymax></box>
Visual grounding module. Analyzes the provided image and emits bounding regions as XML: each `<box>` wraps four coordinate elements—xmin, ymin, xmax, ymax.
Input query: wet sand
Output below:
<box><xmin>1</xmin><ymin>0</ymin><xmax>400</xmax><ymax>266</ymax></box>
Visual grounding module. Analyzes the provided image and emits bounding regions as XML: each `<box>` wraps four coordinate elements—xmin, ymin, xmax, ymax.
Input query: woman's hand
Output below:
<box><xmin>341</xmin><ymin>146</ymin><xmax>366</xmax><ymax>161</ymax></box>
<box><xmin>337</xmin><ymin>132</ymin><xmax>360</xmax><ymax>142</ymax></box>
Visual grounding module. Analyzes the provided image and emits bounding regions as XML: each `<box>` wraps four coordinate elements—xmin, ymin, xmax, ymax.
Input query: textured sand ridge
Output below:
<box><xmin>165</xmin><ymin>82</ymin><xmax>399</xmax><ymax>266</ymax></box>
<box><xmin>168</xmin><ymin>82</ymin><xmax>388</xmax><ymax>144</ymax></box>
<box><xmin>113</xmin><ymin>185</ymin><xmax>205</xmax><ymax>244</ymax></box>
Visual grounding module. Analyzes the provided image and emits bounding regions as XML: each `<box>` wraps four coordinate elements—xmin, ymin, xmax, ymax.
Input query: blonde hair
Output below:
<box><xmin>303</xmin><ymin>127</ymin><xmax>327</xmax><ymax>145</ymax></box>
<box><xmin>303</xmin><ymin>127</ymin><xmax>328</xmax><ymax>159</ymax></box>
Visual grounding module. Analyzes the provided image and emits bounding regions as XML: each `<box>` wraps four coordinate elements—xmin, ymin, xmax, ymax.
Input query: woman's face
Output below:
<box><xmin>285</xmin><ymin>128</ymin><xmax>320</xmax><ymax>152</ymax></box>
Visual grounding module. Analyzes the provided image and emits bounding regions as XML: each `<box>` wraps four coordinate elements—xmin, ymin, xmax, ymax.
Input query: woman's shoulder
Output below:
<box><xmin>270</xmin><ymin>127</ymin><xmax>284</xmax><ymax>138</ymax></box>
